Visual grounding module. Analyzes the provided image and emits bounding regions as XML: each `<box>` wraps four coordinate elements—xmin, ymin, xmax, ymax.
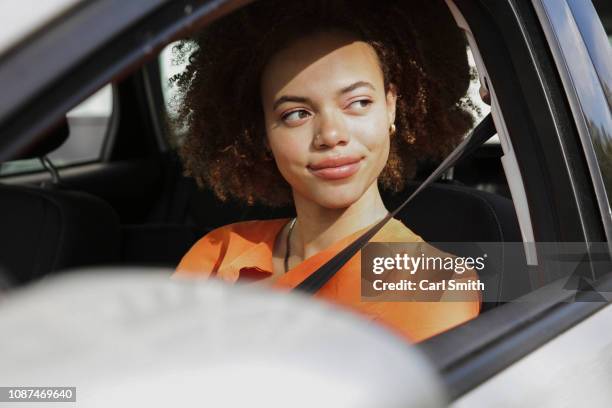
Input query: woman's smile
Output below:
<box><xmin>307</xmin><ymin>155</ymin><xmax>364</xmax><ymax>180</ymax></box>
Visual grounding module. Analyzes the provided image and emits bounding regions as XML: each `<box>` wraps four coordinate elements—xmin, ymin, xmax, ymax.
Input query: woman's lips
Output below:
<box><xmin>308</xmin><ymin>156</ymin><xmax>363</xmax><ymax>180</ymax></box>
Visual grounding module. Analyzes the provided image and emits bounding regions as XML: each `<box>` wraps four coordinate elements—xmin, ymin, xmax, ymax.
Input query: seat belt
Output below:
<box><xmin>294</xmin><ymin>113</ymin><xmax>497</xmax><ymax>293</ymax></box>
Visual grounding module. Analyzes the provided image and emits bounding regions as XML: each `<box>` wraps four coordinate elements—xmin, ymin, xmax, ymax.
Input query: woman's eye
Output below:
<box><xmin>282</xmin><ymin>109</ymin><xmax>311</xmax><ymax>124</ymax></box>
<box><xmin>348</xmin><ymin>99</ymin><xmax>373</xmax><ymax>110</ymax></box>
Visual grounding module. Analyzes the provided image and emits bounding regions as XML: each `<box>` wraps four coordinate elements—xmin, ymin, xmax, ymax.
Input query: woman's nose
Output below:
<box><xmin>313</xmin><ymin>111</ymin><xmax>349</xmax><ymax>149</ymax></box>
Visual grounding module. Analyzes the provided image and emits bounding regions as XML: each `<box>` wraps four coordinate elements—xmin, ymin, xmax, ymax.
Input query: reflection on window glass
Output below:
<box><xmin>466</xmin><ymin>48</ymin><xmax>494</xmax><ymax>143</ymax></box>
<box><xmin>592</xmin><ymin>0</ymin><xmax>611</xmax><ymax>39</ymax></box>
<box><xmin>159</xmin><ymin>41</ymin><xmax>188</xmax><ymax>148</ymax></box>
<box><xmin>574</xmin><ymin>0</ymin><xmax>612</xmax><ymax>211</ymax></box>
<box><xmin>0</xmin><ymin>85</ymin><xmax>113</xmax><ymax>176</ymax></box>
<box><xmin>591</xmin><ymin>1</ymin><xmax>612</xmax><ymax>44</ymax></box>
<box><xmin>160</xmin><ymin>41</ymin><xmax>186</xmax><ymax>112</ymax></box>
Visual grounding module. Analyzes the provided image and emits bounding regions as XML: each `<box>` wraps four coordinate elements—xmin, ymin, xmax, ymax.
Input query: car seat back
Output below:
<box><xmin>0</xmin><ymin>119</ymin><xmax>121</xmax><ymax>285</ymax></box>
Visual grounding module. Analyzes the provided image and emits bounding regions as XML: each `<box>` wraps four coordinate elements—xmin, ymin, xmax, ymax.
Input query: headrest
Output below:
<box><xmin>14</xmin><ymin>117</ymin><xmax>69</xmax><ymax>160</ymax></box>
<box><xmin>0</xmin><ymin>184</ymin><xmax>121</xmax><ymax>284</ymax></box>
<box><xmin>390</xmin><ymin>181</ymin><xmax>522</xmax><ymax>243</ymax></box>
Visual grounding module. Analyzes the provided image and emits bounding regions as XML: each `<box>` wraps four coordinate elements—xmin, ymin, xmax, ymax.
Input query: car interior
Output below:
<box><xmin>0</xmin><ymin>38</ymin><xmax>530</xmax><ymax>313</ymax></box>
<box><xmin>5</xmin><ymin>0</ymin><xmax>609</xmax><ymax>325</ymax></box>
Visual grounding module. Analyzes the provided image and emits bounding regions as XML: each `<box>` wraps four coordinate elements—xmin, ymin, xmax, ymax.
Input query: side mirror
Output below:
<box><xmin>0</xmin><ymin>269</ymin><xmax>448</xmax><ymax>407</ymax></box>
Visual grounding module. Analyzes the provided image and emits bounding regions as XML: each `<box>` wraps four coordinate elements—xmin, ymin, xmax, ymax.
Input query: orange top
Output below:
<box><xmin>175</xmin><ymin>218</ymin><xmax>481</xmax><ymax>343</ymax></box>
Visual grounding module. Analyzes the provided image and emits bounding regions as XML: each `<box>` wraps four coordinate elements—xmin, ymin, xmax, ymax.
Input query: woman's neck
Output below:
<box><xmin>290</xmin><ymin>182</ymin><xmax>389</xmax><ymax>261</ymax></box>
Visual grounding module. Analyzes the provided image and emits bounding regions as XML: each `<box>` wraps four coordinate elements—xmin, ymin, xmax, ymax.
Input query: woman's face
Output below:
<box><xmin>260</xmin><ymin>30</ymin><xmax>397</xmax><ymax>209</ymax></box>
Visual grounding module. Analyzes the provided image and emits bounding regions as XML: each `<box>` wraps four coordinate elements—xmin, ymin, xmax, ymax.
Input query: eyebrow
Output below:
<box><xmin>272</xmin><ymin>81</ymin><xmax>376</xmax><ymax>111</ymax></box>
<box><xmin>339</xmin><ymin>81</ymin><xmax>376</xmax><ymax>94</ymax></box>
<box><xmin>272</xmin><ymin>95</ymin><xmax>312</xmax><ymax>111</ymax></box>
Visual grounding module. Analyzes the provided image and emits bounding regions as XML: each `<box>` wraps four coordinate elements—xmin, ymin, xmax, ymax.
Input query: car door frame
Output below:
<box><xmin>420</xmin><ymin>0</ymin><xmax>612</xmax><ymax>400</ymax></box>
<box><xmin>1</xmin><ymin>0</ymin><xmax>611</xmax><ymax>402</ymax></box>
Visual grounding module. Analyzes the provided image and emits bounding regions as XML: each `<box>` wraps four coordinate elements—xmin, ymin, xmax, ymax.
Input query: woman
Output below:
<box><xmin>173</xmin><ymin>0</ymin><xmax>481</xmax><ymax>342</ymax></box>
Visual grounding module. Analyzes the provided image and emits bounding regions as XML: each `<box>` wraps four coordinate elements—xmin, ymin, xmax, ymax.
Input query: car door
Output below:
<box><xmin>420</xmin><ymin>0</ymin><xmax>612</xmax><ymax>405</ymax></box>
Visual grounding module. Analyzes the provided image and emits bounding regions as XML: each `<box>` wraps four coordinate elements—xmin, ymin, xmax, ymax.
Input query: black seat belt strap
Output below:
<box><xmin>294</xmin><ymin>113</ymin><xmax>496</xmax><ymax>294</ymax></box>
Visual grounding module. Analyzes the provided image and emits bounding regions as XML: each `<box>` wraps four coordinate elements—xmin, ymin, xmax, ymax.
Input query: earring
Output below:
<box><xmin>389</xmin><ymin>123</ymin><xmax>396</xmax><ymax>136</ymax></box>
<box><xmin>406</xmin><ymin>133</ymin><xmax>416</xmax><ymax>145</ymax></box>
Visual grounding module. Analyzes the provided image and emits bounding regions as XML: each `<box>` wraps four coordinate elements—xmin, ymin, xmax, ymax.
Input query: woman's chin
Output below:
<box><xmin>309</xmin><ymin>190</ymin><xmax>363</xmax><ymax>209</ymax></box>
<box><xmin>292</xmin><ymin>179</ymin><xmax>373</xmax><ymax>209</ymax></box>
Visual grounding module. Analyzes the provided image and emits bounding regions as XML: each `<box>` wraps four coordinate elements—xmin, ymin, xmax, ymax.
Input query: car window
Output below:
<box><xmin>466</xmin><ymin>48</ymin><xmax>493</xmax><ymax>141</ymax></box>
<box><xmin>0</xmin><ymin>84</ymin><xmax>114</xmax><ymax>176</ymax></box>
<box><xmin>562</xmin><ymin>0</ymin><xmax>612</xmax><ymax>220</ymax></box>
<box><xmin>159</xmin><ymin>42</ymin><xmax>184</xmax><ymax>112</ymax></box>
<box><xmin>592</xmin><ymin>0</ymin><xmax>612</xmax><ymax>43</ymax></box>
<box><xmin>4</xmin><ymin>0</ymin><xmax>612</xmax><ymax>403</ymax></box>
<box><xmin>159</xmin><ymin>41</ymin><xmax>187</xmax><ymax>149</ymax></box>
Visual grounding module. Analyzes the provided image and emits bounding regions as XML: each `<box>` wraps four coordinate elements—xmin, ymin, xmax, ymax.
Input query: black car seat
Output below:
<box><xmin>0</xmin><ymin>119</ymin><xmax>121</xmax><ymax>286</ymax></box>
<box><xmin>385</xmin><ymin>181</ymin><xmax>522</xmax><ymax>243</ymax></box>
<box><xmin>385</xmin><ymin>181</ymin><xmax>530</xmax><ymax>311</ymax></box>
<box><xmin>142</xmin><ymin>151</ymin><xmax>532</xmax><ymax>310</ymax></box>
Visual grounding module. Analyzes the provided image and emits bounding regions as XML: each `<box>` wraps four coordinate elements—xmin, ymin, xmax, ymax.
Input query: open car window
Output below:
<box><xmin>0</xmin><ymin>0</ymin><xmax>611</xmax><ymax>405</ymax></box>
<box><xmin>0</xmin><ymin>84</ymin><xmax>114</xmax><ymax>176</ymax></box>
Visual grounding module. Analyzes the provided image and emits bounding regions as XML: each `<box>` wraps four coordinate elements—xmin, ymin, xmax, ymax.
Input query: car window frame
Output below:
<box><xmin>0</xmin><ymin>0</ymin><xmax>249</xmax><ymax>162</ymax></box>
<box><xmin>420</xmin><ymin>0</ymin><xmax>612</xmax><ymax>399</ymax></box>
<box><xmin>1</xmin><ymin>0</ymin><xmax>611</xmax><ymax>402</ymax></box>
<box><xmin>0</xmin><ymin>83</ymin><xmax>119</xmax><ymax>178</ymax></box>
<box><xmin>533</xmin><ymin>0</ymin><xmax>612</xmax><ymax>255</ymax></box>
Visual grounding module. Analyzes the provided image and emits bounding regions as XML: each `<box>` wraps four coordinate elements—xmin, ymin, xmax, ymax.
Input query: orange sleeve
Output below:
<box><xmin>174</xmin><ymin>225</ymin><xmax>229</xmax><ymax>277</ymax></box>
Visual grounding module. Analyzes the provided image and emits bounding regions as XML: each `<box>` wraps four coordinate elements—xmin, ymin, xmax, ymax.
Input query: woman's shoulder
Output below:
<box><xmin>186</xmin><ymin>217</ymin><xmax>291</xmax><ymax>255</ymax></box>
<box><xmin>205</xmin><ymin>218</ymin><xmax>290</xmax><ymax>240</ymax></box>
<box><xmin>372</xmin><ymin>217</ymin><xmax>424</xmax><ymax>243</ymax></box>
<box><xmin>175</xmin><ymin>218</ymin><xmax>290</xmax><ymax>275</ymax></box>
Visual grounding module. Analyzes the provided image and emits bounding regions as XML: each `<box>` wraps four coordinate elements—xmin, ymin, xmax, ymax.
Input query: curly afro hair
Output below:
<box><xmin>171</xmin><ymin>0</ymin><xmax>476</xmax><ymax>207</ymax></box>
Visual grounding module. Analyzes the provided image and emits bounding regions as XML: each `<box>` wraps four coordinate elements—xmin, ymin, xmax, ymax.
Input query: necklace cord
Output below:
<box><xmin>284</xmin><ymin>217</ymin><xmax>297</xmax><ymax>273</ymax></box>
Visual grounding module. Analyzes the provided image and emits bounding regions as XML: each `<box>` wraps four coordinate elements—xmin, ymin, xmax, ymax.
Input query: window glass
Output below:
<box><xmin>590</xmin><ymin>0</ymin><xmax>612</xmax><ymax>203</ymax></box>
<box><xmin>592</xmin><ymin>0</ymin><xmax>612</xmax><ymax>43</ymax></box>
<box><xmin>160</xmin><ymin>42</ymin><xmax>186</xmax><ymax>112</ymax></box>
<box><xmin>568</xmin><ymin>0</ymin><xmax>612</xmax><ymax>213</ymax></box>
<box><xmin>466</xmin><ymin>48</ymin><xmax>493</xmax><ymax>139</ymax></box>
<box><xmin>0</xmin><ymin>84</ymin><xmax>114</xmax><ymax>176</ymax></box>
<box><xmin>159</xmin><ymin>41</ymin><xmax>188</xmax><ymax>148</ymax></box>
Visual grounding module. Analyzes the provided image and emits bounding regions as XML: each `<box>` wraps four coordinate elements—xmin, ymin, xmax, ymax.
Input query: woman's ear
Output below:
<box><xmin>386</xmin><ymin>83</ymin><xmax>398</xmax><ymax>125</ymax></box>
<box><xmin>264</xmin><ymin>136</ymin><xmax>271</xmax><ymax>152</ymax></box>
<box><xmin>262</xmin><ymin>137</ymin><xmax>274</xmax><ymax>161</ymax></box>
